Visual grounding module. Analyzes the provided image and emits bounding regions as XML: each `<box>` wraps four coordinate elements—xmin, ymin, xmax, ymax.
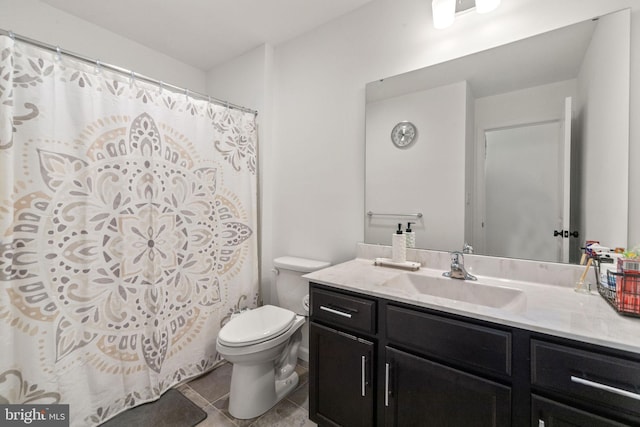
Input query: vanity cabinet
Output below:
<box><xmin>309</xmin><ymin>287</ymin><xmax>377</xmax><ymax>427</ymax></box>
<box><xmin>308</xmin><ymin>282</ymin><xmax>640</xmax><ymax>427</ymax></box>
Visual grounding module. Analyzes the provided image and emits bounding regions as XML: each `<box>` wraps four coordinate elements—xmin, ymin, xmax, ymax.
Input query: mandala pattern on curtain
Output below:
<box><xmin>0</xmin><ymin>35</ymin><xmax>259</xmax><ymax>425</ymax></box>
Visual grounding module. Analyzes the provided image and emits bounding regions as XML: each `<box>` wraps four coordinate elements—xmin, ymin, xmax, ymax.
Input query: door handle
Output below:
<box><xmin>553</xmin><ymin>230</ymin><xmax>579</xmax><ymax>238</ymax></box>
<box><xmin>385</xmin><ymin>362</ymin><xmax>391</xmax><ymax>407</ymax></box>
<box><xmin>361</xmin><ymin>355</ymin><xmax>366</xmax><ymax>397</ymax></box>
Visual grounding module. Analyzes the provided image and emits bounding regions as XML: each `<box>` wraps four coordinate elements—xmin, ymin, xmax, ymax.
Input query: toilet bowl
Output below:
<box><xmin>216</xmin><ymin>256</ymin><xmax>330</xmax><ymax>419</ymax></box>
<box><xmin>216</xmin><ymin>305</ymin><xmax>305</xmax><ymax>419</ymax></box>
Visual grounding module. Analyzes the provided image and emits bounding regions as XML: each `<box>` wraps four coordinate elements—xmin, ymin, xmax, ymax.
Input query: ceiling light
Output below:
<box><xmin>475</xmin><ymin>0</ymin><xmax>501</xmax><ymax>14</ymax></box>
<box><xmin>432</xmin><ymin>0</ymin><xmax>502</xmax><ymax>29</ymax></box>
<box><xmin>432</xmin><ymin>0</ymin><xmax>456</xmax><ymax>29</ymax></box>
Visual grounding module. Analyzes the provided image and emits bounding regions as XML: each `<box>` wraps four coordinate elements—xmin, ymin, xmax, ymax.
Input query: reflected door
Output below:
<box><xmin>483</xmin><ymin>115</ymin><xmax>570</xmax><ymax>263</ymax></box>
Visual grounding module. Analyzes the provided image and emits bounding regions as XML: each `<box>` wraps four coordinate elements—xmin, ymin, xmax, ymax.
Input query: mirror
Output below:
<box><xmin>365</xmin><ymin>9</ymin><xmax>630</xmax><ymax>264</ymax></box>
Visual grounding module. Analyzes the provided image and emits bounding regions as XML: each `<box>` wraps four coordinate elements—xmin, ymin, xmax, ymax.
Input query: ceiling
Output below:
<box><xmin>41</xmin><ymin>0</ymin><xmax>373</xmax><ymax>70</ymax></box>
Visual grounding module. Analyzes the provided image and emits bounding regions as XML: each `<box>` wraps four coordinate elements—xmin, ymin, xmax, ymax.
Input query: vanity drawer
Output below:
<box><xmin>531</xmin><ymin>339</ymin><xmax>640</xmax><ymax>421</ymax></box>
<box><xmin>310</xmin><ymin>287</ymin><xmax>376</xmax><ymax>335</ymax></box>
<box><xmin>386</xmin><ymin>305</ymin><xmax>512</xmax><ymax>378</ymax></box>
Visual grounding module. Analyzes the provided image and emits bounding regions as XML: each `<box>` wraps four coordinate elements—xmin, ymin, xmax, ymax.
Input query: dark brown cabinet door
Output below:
<box><xmin>385</xmin><ymin>347</ymin><xmax>511</xmax><ymax>427</ymax></box>
<box><xmin>309</xmin><ymin>322</ymin><xmax>374</xmax><ymax>427</ymax></box>
<box><xmin>531</xmin><ymin>395</ymin><xmax>628</xmax><ymax>427</ymax></box>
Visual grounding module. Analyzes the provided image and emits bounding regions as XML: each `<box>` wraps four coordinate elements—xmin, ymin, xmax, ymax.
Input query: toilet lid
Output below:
<box><xmin>218</xmin><ymin>305</ymin><xmax>296</xmax><ymax>347</ymax></box>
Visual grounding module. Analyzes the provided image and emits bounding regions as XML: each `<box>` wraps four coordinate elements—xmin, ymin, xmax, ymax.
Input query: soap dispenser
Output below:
<box><xmin>392</xmin><ymin>223</ymin><xmax>406</xmax><ymax>263</ymax></box>
<box><xmin>405</xmin><ymin>222</ymin><xmax>415</xmax><ymax>249</ymax></box>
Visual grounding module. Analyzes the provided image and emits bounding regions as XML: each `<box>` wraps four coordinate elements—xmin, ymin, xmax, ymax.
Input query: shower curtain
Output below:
<box><xmin>0</xmin><ymin>35</ymin><xmax>258</xmax><ymax>425</ymax></box>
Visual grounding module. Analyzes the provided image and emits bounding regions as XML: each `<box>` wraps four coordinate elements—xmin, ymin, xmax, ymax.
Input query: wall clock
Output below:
<box><xmin>391</xmin><ymin>121</ymin><xmax>417</xmax><ymax>148</ymax></box>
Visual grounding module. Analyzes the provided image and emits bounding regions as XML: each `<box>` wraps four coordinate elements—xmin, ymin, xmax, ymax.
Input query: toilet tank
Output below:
<box><xmin>274</xmin><ymin>256</ymin><xmax>330</xmax><ymax>315</ymax></box>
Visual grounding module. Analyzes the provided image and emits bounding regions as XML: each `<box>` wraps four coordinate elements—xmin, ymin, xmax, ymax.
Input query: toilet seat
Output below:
<box><xmin>218</xmin><ymin>305</ymin><xmax>295</xmax><ymax>347</ymax></box>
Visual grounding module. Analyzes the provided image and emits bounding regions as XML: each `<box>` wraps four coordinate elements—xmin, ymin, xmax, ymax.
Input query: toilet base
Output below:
<box><xmin>228</xmin><ymin>363</ymin><xmax>299</xmax><ymax>419</ymax></box>
<box><xmin>276</xmin><ymin>370</ymin><xmax>300</xmax><ymax>402</ymax></box>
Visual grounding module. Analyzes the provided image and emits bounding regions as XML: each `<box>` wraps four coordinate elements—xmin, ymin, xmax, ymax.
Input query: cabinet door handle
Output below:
<box><xmin>570</xmin><ymin>376</ymin><xmax>640</xmax><ymax>401</ymax></box>
<box><xmin>385</xmin><ymin>362</ymin><xmax>390</xmax><ymax>407</ymax></box>
<box><xmin>361</xmin><ymin>355</ymin><xmax>366</xmax><ymax>397</ymax></box>
<box><xmin>319</xmin><ymin>305</ymin><xmax>352</xmax><ymax>318</ymax></box>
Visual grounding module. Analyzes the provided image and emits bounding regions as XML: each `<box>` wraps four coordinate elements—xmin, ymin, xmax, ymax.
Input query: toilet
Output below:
<box><xmin>216</xmin><ymin>256</ymin><xmax>330</xmax><ymax>419</ymax></box>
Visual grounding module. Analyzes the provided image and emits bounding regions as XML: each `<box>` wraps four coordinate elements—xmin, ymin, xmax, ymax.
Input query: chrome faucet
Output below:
<box><xmin>443</xmin><ymin>251</ymin><xmax>477</xmax><ymax>281</ymax></box>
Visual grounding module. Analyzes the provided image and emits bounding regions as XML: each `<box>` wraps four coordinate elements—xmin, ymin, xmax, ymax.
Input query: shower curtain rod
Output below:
<box><xmin>0</xmin><ymin>29</ymin><xmax>258</xmax><ymax>116</ymax></box>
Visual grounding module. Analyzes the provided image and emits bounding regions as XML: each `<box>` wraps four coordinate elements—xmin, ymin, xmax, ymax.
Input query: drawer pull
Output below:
<box><xmin>361</xmin><ymin>355</ymin><xmax>366</xmax><ymax>397</ymax></box>
<box><xmin>570</xmin><ymin>376</ymin><xmax>640</xmax><ymax>401</ymax></box>
<box><xmin>320</xmin><ymin>305</ymin><xmax>352</xmax><ymax>318</ymax></box>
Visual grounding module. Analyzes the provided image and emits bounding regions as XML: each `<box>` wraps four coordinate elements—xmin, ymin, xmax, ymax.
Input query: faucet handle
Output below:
<box><xmin>450</xmin><ymin>251</ymin><xmax>463</xmax><ymax>264</ymax></box>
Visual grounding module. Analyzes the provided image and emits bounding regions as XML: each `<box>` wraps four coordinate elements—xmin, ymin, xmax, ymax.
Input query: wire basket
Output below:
<box><xmin>596</xmin><ymin>268</ymin><xmax>640</xmax><ymax>317</ymax></box>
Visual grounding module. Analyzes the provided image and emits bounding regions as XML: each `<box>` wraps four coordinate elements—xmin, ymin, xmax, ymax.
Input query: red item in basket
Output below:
<box><xmin>618</xmin><ymin>294</ymin><xmax>640</xmax><ymax>313</ymax></box>
<box><xmin>618</xmin><ymin>275</ymin><xmax>640</xmax><ymax>293</ymax></box>
<box><xmin>615</xmin><ymin>263</ymin><xmax>640</xmax><ymax>314</ymax></box>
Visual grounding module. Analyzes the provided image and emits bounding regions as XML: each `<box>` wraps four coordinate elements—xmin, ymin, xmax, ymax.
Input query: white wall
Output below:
<box><xmin>269</xmin><ymin>0</ymin><xmax>640</xmax><ymax>269</ymax></box>
<box><xmin>0</xmin><ymin>0</ymin><xmax>206</xmax><ymax>92</ymax></box>
<box><xmin>206</xmin><ymin>44</ymin><xmax>277</xmax><ymax>305</ymax></box>
<box><xmin>475</xmin><ymin>80</ymin><xmax>577</xmax><ymax>129</ymax></box>
<box><xmin>577</xmin><ymin>9</ymin><xmax>630</xmax><ymax>250</ymax></box>
<box><xmin>206</xmin><ymin>44</ymin><xmax>273</xmax><ymax>113</ymax></box>
<box><xmin>365</xmin><ymin>81</ymin><xmax>467</xmax><ymax>251</ymax></box>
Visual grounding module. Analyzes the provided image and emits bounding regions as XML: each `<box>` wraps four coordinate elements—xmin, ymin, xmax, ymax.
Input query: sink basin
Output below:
<box><xmin>380</xmin><ymin>272</ymin><xmax>525</xmax><ymax>311</ymax></box>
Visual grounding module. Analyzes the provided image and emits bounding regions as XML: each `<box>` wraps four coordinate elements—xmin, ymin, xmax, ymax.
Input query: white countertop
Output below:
<box><xmin>304</xmin><ymin>258</ymin><xmax>640</xmax><ymax>354</ymax></box>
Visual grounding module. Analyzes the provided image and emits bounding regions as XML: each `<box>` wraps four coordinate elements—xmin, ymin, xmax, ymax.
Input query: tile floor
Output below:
<box><xmin>177</xmin><ymin>361</ymin><xmax>317</xmax><ymax>427</ymax></box>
